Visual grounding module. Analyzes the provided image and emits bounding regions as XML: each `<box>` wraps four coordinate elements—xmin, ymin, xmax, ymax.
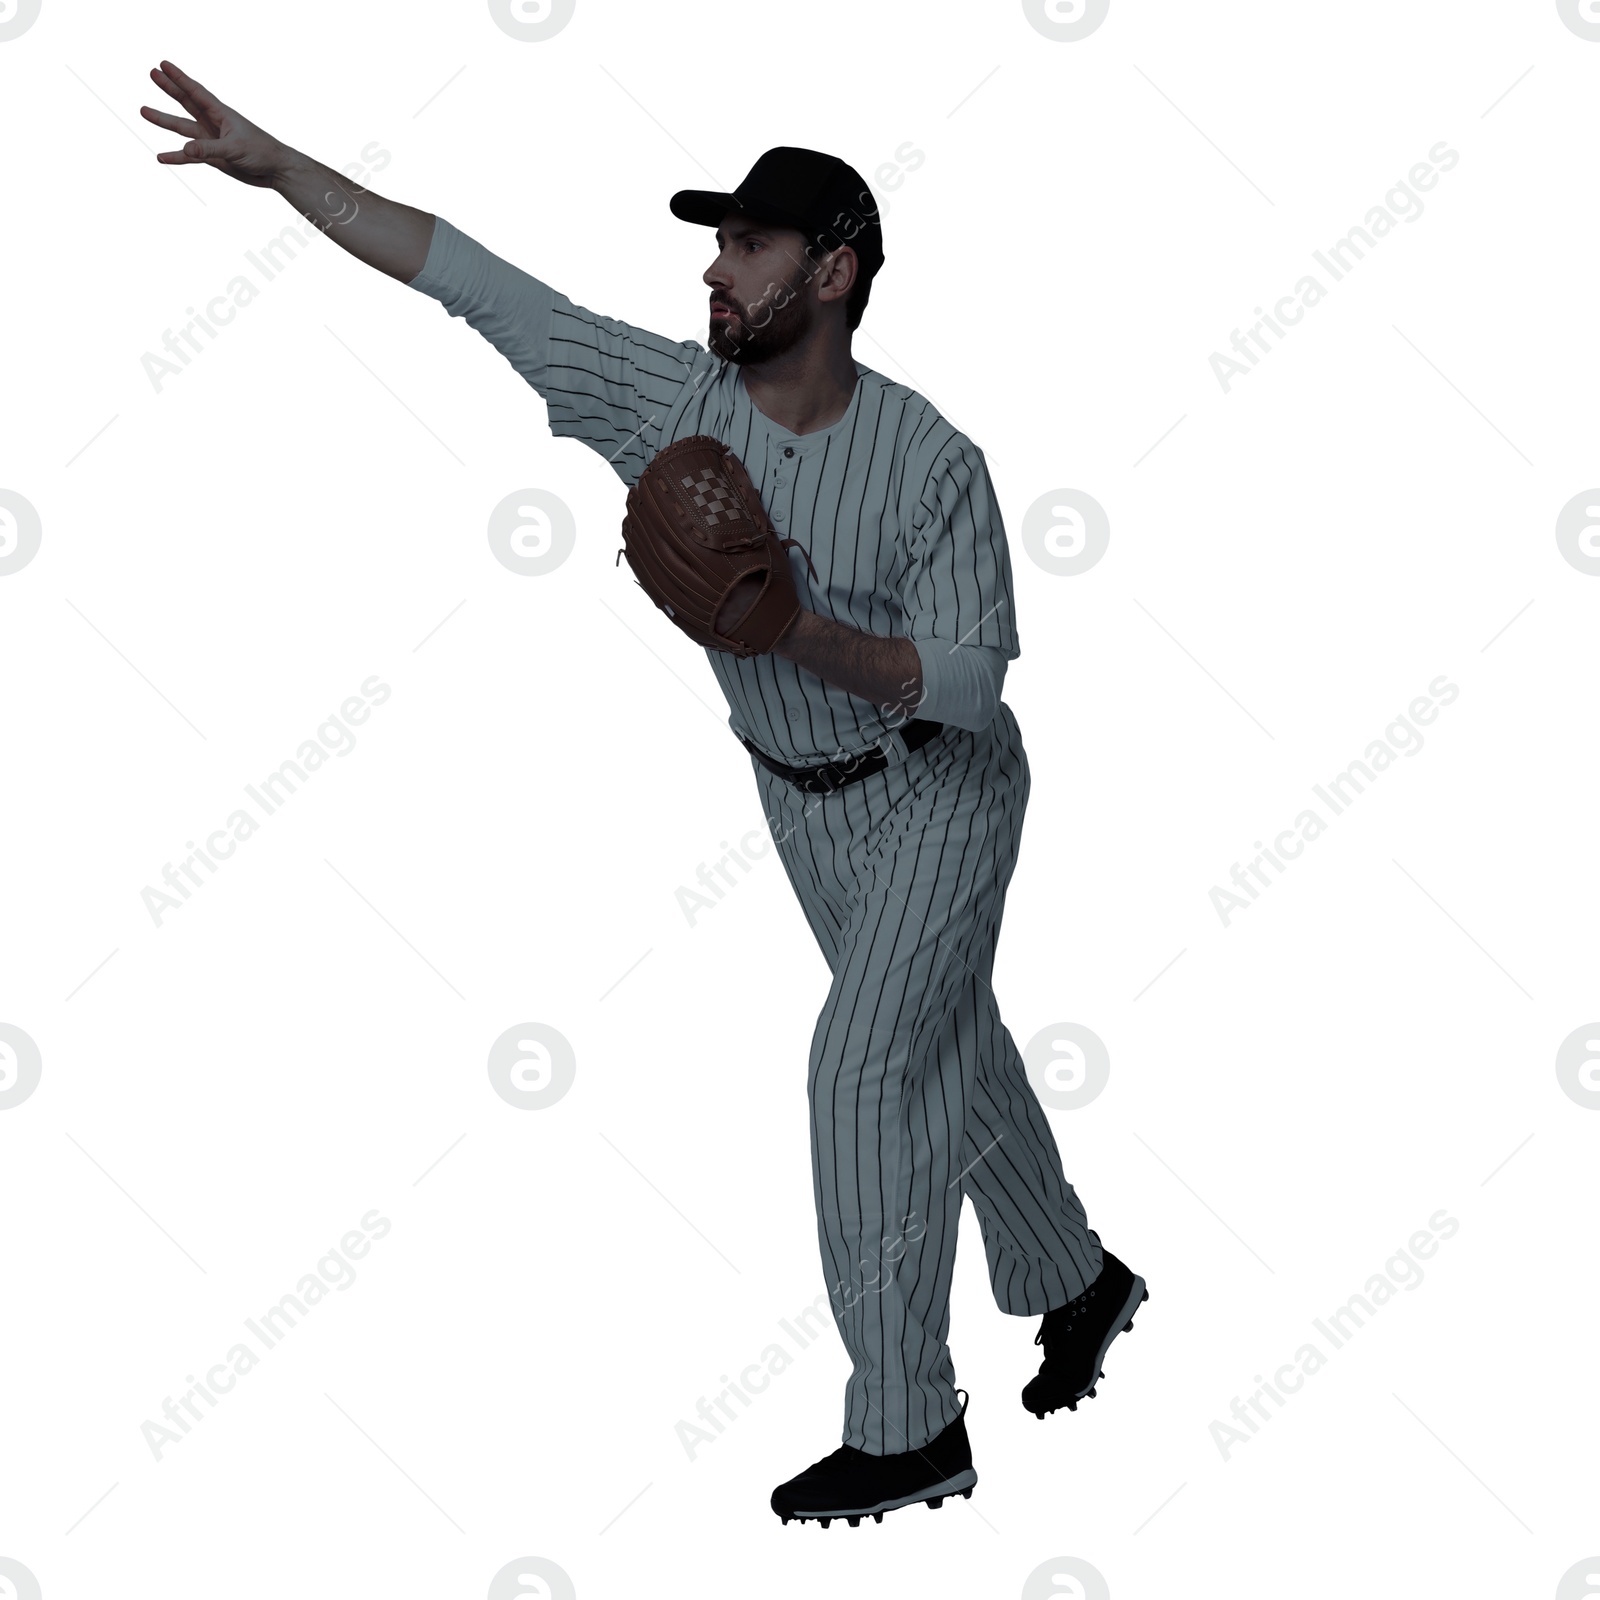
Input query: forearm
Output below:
<box><xmin>773</xmin><ymin>610</ymin><xmax>925</xmax><ymax>724</ymax></box>
<box><xmin>270</xmin><ymin>148</ymin><xmax>436</xmax><ymax>283</ymax></box>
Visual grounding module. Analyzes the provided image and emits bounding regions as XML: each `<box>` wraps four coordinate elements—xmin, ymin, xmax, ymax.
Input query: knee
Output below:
<box><xmin>807</xmin><ymin>1033</ymin><xmax>857</xmax><ymax>1099</ymax></box>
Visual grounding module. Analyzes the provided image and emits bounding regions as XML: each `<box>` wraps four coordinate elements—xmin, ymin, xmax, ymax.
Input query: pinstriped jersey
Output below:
<box><xmin>410</xmin><ymin>216</ymin><xmax>1020</xmax><ymax>766</ymax></box>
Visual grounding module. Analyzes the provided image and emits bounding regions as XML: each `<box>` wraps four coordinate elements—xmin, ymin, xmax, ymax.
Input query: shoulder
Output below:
<box><xmin>855</xmin><ymin>368</ymin><xmax>986</xmax><ymax>484</ymax></box>
<box><xmin>547</xmin><ymin>290</ymin><xmax>720</xmax><ymax>385</ymax></box>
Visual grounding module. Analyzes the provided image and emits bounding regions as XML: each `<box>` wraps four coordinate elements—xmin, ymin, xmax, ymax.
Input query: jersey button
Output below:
<box><xmin>783</xmin><ymin>446</ymin><xmax>794</xmax><ymax>457</ymax></box>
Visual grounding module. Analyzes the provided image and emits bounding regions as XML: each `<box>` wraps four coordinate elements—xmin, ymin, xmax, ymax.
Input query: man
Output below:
<box><xmin>141</xmin><ymin>59</ymin><xmax>1148</xmax><ymax>1527</ymax></box>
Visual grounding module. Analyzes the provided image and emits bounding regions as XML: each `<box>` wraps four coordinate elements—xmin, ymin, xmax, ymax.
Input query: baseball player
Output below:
<box><xmin>143</xmin><ymin>60</ymin><xmax>1148</xmax><ymax>1527</ymax></box>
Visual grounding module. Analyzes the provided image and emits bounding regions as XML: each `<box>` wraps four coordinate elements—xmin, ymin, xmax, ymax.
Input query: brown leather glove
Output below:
<box><xmin>618</xmin><ymin>434</ymin><xmax>816</xmax><ymax>657</ymax></box>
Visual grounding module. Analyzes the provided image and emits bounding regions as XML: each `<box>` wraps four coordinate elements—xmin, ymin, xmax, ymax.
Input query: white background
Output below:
<box><xmin>1</xmin><ymin>2</ymin><xmax>1596</xmax><ymax>1597</ymax></box>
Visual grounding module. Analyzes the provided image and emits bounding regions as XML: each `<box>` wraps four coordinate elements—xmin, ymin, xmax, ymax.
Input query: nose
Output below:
<box><xmin>703</xmin><ymin>251</ymin><xmax>731</xmax><ymax>291</ymax></box>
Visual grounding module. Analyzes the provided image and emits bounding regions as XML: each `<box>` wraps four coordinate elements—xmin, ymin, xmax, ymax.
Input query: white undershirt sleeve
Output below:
<box><xmin>910</xmin><ymin>639</ymin><xmax>1009</xmax><ymax>732</ymax></box>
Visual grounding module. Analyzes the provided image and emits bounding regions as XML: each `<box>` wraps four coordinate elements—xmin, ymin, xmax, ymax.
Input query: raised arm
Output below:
<box><xmin>141</xmin><ymin>59</ymin><xmax>435</xmax><ymax>283</ymax></box>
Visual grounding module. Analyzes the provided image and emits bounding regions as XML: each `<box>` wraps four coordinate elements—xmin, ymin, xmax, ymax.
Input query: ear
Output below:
<box><xmin>813</xmin><ymin>243</ymin><xmax>859</xmax><ymax>311</ymax></box>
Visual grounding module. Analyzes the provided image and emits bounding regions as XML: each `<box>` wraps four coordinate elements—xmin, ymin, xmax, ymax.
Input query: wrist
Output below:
<box><xmin>269</xmin><ymin>145</ymin><xmax>313</xmax><ymax>192</ymax></box>
<box><xmin>771</xmin><ymin>605</ymin><xmax>817</xmax><ymax>659</ymax></box>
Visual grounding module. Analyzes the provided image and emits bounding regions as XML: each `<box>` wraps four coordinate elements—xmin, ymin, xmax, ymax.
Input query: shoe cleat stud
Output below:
<box><xmin>818</xmin><ymin>1517</ymin><xmax>831</xmax><ymax>1529</ymax></box>
<box><xmin>961</xmin><ymin>1487</ymin><xmax>973</xmax><ymax>1499</ymax></box>
<box><xmin>926</xmin><ymin>1495</ymin><xmax>944</xmax><ymax>1510</ymax></box>
<box><xmin>872</xmin><ymin>1512</ymin><xmax>883</xmax><ymax>1524</ymax></box>
<box><xmin>847</xmin><ymin>1516</ymin><xmax>861</xmax><ymax>1527</ymax></box>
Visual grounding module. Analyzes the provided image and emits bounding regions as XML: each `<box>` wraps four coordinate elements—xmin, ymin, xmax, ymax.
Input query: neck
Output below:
<box><xmin>738</xmin><ymin>330</ymin><xmax>859</xmax><ymax>436</ymax></box>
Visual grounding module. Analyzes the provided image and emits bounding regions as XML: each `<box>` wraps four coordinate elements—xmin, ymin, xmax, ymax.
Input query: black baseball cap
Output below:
<box><xmin>670</xmin><ymin>147</ymin><xmax>885</xmax><ymax>281</ymax></box>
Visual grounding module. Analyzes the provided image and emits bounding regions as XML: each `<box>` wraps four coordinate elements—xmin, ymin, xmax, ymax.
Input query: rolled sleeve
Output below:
<box><xmin>912</xmin><ymin>638</ymin><xmax>1008</xmax><ymax>731</ymax></box>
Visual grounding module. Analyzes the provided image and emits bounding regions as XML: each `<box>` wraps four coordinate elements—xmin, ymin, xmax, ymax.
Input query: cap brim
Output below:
<box><xmin>669</xmin><ymin>189</ymin><xmax>741</xmax><ymax>226</ymax></box>
<box><xmin>669</xmin><ymin>189</ymin><xmax>815</xmax><ymax>235</ymax></box>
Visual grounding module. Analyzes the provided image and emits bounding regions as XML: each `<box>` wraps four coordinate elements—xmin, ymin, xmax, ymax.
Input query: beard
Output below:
<box><xmin>708</xmin><ymin>273</ymin><xmax>814</xmax><ymax>365</ymax></box>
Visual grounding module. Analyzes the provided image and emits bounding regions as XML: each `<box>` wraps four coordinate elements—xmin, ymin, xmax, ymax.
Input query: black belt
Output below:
<box><xmin>740</xmin><ymin>719</ymin><xmax>944</xmax><ymax>795</ymax></box>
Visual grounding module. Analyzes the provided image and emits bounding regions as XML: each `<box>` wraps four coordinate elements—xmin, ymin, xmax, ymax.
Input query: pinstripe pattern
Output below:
<box><xmin>409</xmin><ymin>218</ymin><xmax>1098</xmax><ymax>1454</ymax></box>
<box><xmin>408</xmin><ymin>217</ymin><xmax>1018</xmax><ymax>765</ymax></box>
<box><xmin>756</xmin><ymin>706</ymin><xmax>1102</xmax><ymax>1454</ymax></box>
<box><xmin>546</xmin><ymin>287</ymin><xmax>1019</xmax><ymax>766</ymax></box>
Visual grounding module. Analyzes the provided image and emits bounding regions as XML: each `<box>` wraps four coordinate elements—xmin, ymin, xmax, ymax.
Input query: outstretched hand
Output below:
<box><xmin>141</xmin><ymin>60</ymin><xmax>288</xmax><ymax>187</ymax></box>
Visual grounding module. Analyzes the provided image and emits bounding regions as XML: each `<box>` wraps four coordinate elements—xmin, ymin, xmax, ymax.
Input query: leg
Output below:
<box><xmin>944</xmin><ymin>961</ymin><xmax>1103</xmax><ymax>1314</ymax></box>
<box><xmin>805</xmin><ymin>834</ymin><xmax>985</xmax><ymax>1454</ymax></box>
<box><xmin>762</xmin><ymin>713</ymin><xmax>1032</xmax><ymax>1453</ymax></box>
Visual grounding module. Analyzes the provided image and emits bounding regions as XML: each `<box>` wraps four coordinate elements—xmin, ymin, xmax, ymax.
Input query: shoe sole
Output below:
<box><xmin>1028</xmin><ymin>1276</ymin><xmax>1149</xmax><ymax>1420</ymax></box>
<box><xmin>774</xmin><ymin>1469</ymin><xmax>978</xmax><ymax>1526</ymax></box>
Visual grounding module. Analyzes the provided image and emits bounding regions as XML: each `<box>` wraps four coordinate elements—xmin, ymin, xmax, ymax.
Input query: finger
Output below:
<box><xmin>157</xmin><ymin>60</ymin><xmax>224</xmax><ymax>115</ymax></box>
<box><xmin>148</xmin><ymin>67</ymin><xmax>206</xmax><ymax>125</ymax></box>
<box><xmin>153</xmin><ymin>60</ymin><xmax>225</xmax><ymax>124</ymax></box>
<box><xmin>157</xmin><ymin>138</ymin><xmax>229</xmax><ymax>167</ymax></box>
<box><xmin>140</xmin><ymin>106</ymin><xmax>202</xmax><ymax>138</ymax></box>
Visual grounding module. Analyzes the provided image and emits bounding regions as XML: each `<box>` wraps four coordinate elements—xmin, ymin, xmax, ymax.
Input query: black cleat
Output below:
<box><xmin>1022</xmin><ymin>1246</ymin><xmax>1148</xmax><ymax>1419</ymax></box>
<box><xmin>771</xmin><ymin>1390</ymin><xmax>978</xmax><ymax>1525</ymax></box>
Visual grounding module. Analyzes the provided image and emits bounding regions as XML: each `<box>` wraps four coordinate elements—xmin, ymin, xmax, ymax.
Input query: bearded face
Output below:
<box><xmin>708</xmin><ymin>262</ymin><xmax>815</xmax><ymax>365</ymax></box>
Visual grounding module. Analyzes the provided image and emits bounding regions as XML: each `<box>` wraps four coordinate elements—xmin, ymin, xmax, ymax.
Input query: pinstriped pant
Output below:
<box><xmin>752</xmin><ymin>704</ymin><xmax>1102</xmax><ymax>1455</ymax></box>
